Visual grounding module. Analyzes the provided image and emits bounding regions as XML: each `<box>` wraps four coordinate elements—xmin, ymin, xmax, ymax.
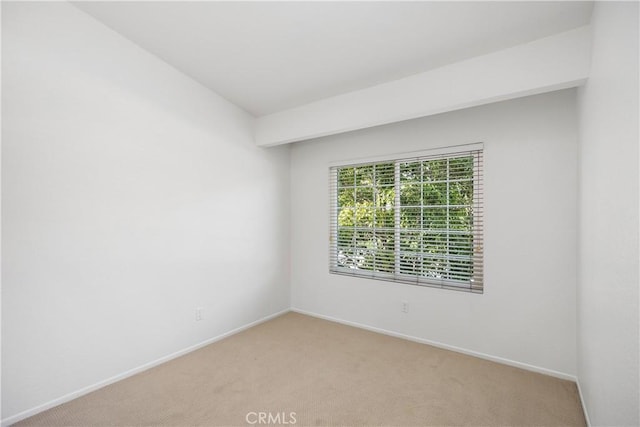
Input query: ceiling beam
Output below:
<box><xmin>255</xmin><ymin>25</ymin><xmax>591</xmax><ymax>146</ymax></box>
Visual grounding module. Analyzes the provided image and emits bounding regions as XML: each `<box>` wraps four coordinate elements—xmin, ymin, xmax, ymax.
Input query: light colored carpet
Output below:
<box><xmin>16</xmin><ymin>312</ymin><xmax>586</xmax><ymax>426</ymax></box>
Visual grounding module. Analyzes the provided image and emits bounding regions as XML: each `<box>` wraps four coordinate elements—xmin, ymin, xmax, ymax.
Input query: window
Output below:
<box><xmin>329</xmin><ymin>145</ymin><xmax>483</xmax><ymax>293</ymax></box>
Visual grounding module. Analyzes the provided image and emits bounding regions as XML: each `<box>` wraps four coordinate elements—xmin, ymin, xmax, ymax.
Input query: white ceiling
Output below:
<box><xmin>73</xmin><ymin>1</ymin><xmax>593</xmax><ymax>117</ymax></box>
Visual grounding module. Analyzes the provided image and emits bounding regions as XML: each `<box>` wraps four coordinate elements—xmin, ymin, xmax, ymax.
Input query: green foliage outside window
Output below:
<box><xmin>336</xmin><ymin>155</ymin><xmax>475</xmax><ymax>283</ymax></box>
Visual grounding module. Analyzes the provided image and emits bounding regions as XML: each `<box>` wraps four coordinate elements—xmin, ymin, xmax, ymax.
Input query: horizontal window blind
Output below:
<box><xmin>329</xmin><ymin>147</ymin><xmax>484</xmax><ymax>293</ymax></box>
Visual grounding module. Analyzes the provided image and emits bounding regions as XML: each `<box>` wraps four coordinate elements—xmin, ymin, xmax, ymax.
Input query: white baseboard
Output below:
<box><xmin>1</xmin><ymin>309</ymin><xmax>289</xmax><ymax>427</ymax></box>
<box><xmin>576</xmin><ymin>378</ymin><xmax>591</xmax><ymax>426</ymax></box>
<box><xmin>291</xmin><ymin>307</ymin><xmax>577</xmax><ymax>382</ymax></box>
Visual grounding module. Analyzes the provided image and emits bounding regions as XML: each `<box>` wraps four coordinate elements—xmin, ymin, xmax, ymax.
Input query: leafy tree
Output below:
<box><xmin>336</xmin><ymin>156</ymin><xmax>475</xmax><ymax>282</ymax></box>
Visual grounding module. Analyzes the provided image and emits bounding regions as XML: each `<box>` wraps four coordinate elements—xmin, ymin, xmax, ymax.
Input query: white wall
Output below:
<box><xmin>1</xmin><ymin>2</ymin><xmax>290</xmax><ymax>422</ymax></box>
<box><xmin>291</xmin><ymin>90</ymin><xmax>578</xmax><ymax>377</ymax></box>
<box><xmin>577</xmin><ymin>2</ymin><xmax>639</xmax><ymax>426</ymax></box>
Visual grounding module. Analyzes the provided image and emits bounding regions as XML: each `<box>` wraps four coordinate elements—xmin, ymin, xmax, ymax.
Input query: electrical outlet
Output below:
<box><xmin>195</xmin><ymin>307</ymin><xmax>203</xmax><ymax>321</ymax></box>
<box><xmin>401</xmin><ymin>301</ymin><xmax>409</xmax><ymax>313</ymax></box>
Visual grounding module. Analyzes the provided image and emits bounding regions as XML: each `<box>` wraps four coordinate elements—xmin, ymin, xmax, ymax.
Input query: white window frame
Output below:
<box><xmin>329</xmin><ymin>143</ymin><xmax>484</xmax><ymax>293</ymax></box>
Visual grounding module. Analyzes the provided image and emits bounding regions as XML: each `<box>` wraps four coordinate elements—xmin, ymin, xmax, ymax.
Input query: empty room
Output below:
<box><xmin>1</xmin><ymin>1</ymin><xmax>638</xmax><ymax>426</ymax></box>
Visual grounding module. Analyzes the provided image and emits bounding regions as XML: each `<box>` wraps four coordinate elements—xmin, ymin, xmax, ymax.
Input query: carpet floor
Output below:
<box><xmin>16</xmin><ymin>312</ymin><xmax>586</xmax><ymax>426</ymax></box>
